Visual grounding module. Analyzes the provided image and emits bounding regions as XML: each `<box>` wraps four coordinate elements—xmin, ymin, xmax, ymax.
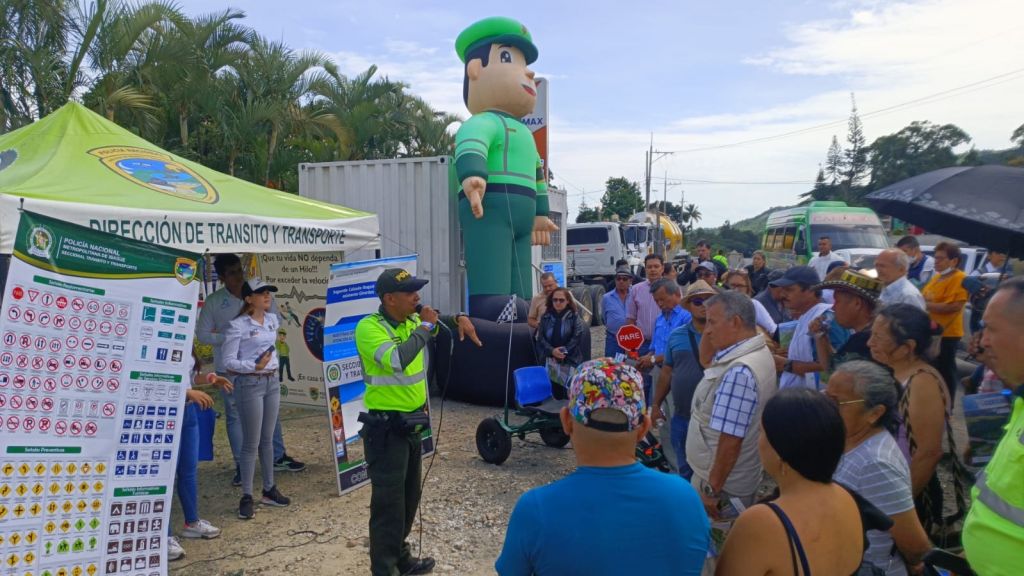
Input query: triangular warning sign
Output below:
<box><xmin>27</xmin><ymin>289</ymin><xmax>39</xmax><ymax>302</ymax></box>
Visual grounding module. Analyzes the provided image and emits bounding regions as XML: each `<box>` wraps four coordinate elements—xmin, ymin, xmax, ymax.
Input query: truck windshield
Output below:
<box><xmin>623</xmin><ymin>225</ymin><xmax>647</xmax><ymax>245</ymax></box>
<box><xmin>811</xmin><ymin>224</ymin><xmax>889</xmax><ymax>250</ymax></box>
<box><xmin>567</xmin><ymin>227</ymin><xmax>609</xmax><ymax>245</ymax></box>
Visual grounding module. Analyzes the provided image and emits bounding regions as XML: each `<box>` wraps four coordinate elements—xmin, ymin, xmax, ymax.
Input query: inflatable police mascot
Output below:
<box><xmin>455</xmin><ymin>16</ymin><xmax>558</xmax><ymax>319</ymax></box>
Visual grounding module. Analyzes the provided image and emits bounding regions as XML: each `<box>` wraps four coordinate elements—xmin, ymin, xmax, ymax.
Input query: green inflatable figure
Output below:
<box><xmin>455</xmin><ymin>17</ymin><xmax>557</xmax><ymax>319</ymax></box>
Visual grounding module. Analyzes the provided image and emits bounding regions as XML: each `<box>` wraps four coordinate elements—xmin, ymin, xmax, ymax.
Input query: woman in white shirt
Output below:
<box><xmin>222</xmin><ymin>278</ymin><xmax>290</xmax><ymax>519</ymax></box>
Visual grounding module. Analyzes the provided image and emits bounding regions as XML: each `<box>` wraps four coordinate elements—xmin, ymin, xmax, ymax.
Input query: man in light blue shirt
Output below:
<box><xmin>642</xmin><ymin>278</ymin><xmax>691</xmax><ymax>472</ymax></box>
<box><xmin>496</xmin><ymin>359</ymin><xmax>708</xmax><ymax>576</ymax></box>
<box><xmin>601</xmin><ymin>267</ymin><xmax>633</xmax><ymax>357</ymax></box>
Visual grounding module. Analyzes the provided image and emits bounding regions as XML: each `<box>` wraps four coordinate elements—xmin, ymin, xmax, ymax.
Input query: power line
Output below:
<box><xmin>666</xmin><ymin>67</ymin><xmax>1024</xmax><ymax>154</ymax></box>
<box><xmin>680</xmin><ymin>178</ymin><xmax>813</xmax><ymax>185</ymax></box>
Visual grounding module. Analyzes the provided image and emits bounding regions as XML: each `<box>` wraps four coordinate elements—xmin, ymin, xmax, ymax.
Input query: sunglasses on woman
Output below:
<box><xmin>552</xmin><ymin>298</ymin><xmax>567</xmax><ymax>303</ymax></box>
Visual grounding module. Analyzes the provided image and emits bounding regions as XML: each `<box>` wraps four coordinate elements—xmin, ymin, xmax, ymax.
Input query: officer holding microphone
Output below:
<box><xmin>355</xmin><ymin>268</ymin><xmax>482</xmax><ymax>575</ymax></box>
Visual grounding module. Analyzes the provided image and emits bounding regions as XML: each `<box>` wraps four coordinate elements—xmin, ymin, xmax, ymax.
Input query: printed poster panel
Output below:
<box><xmin>251</xmin><ymin>252</ymin><xmax>341</xmax><ymax>407</ymax></box>
<box><xmin>322</xmin><ymin>255</ymin><xmax>433</xmax><ymax>496</ymax></box>
<box><xmin>0</xmin><ymin>211</ymin><xmax>200</xmax><ymax>576</ymax></box>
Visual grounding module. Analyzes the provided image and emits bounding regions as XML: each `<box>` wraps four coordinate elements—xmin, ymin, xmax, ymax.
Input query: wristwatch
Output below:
<box><xmin>701</xmin><ymin>482</ymin><xmax>719</xmax><ymax>499</ymax></box>
<box><xmin>783</xmin><ymin>360</ymin><xmax>794</xmax><ymax>373</ymax></box>
<box><xmin>420</xmin><ymin>321</ymin><xmax>435</xmax><ymax>332</ymax></box>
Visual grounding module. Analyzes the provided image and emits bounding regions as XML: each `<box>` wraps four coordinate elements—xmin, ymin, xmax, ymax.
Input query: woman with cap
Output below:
<box><xmin>867</xmin><ymin>304</ymin><xmax>949</xmax><ymax>533</ymax></box>
<box><xmin>827</xmin><ymin>361</ymin><xmax>932</xmax><ymax>576</ymax></box>
<box><xmin>222</xmin><ymin>278</ymin><xmax>291</xmax><ymax>520</ymax></box>
<box><xmin>535</xmin><ymin>287</ymin><xmax>586</xmax><ymax>388</ymax></box>
<box><xmin>716</xmin><ymin>388</ymin><xmax>871</xmax><ymax>575</ymax></box>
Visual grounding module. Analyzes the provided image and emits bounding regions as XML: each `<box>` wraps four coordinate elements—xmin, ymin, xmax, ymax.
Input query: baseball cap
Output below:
<box><xmin>614</xmin><ymin>266</ymin><xmax>632</xmax><ymax>278</ymax></box>
<box><xmin>241</xmin><ymin>278</ymin><xmax>278</xmax><ymax>296</ymax></box>
<box><xmin>769</xmin><ymin>266</ymin><xmax>820</xmax><ymax>288</ymax></box>
<box><xmin>814</xmin><ymin>269</ymin><xmax>882</xmax><ymax>304</ymax></box>
<box><xmin>696</xmin><ymin>261</ymin><xmax>717</xmax><ymax>274</ymax></box>
<box><xmin>568</xmin><ymin>359</ymin><xmax>645</xmax><ymax>432</ymax></box>
<box><xmin>766</xmin><ymin>269</ymin><xmax>786</xmax><ymax>283</ymax></box>
<box><xmin>684</xmin><ymin>279</ymin><xmax>718</xmax><ymax>303</ymax></box>
<box><xmin>375</xmin><ymin>268</ymin><xmax>429</xmax><ymax>296</ymax></box>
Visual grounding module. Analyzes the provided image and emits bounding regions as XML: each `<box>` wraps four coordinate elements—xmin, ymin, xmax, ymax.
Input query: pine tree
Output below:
<box><xmin>843</xmin><ymin>93</ymin><xmax>869</xmax><ymax>191</ymax></box>
<box><xmin>825</xmin><ymin>136</ymin><xmax>844</xmax><ymax>185</ymax></box>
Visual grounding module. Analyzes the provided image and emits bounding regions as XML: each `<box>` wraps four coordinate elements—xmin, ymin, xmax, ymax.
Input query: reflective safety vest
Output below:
<box><xmin>355</xmin><ymin>312</ymin><xmax>428</xmax><ymax>412</ymax></box>
<box><xmin>963</xmin><ymin>390</ymin><xmax>1024</xmax><ymax>576</ymax></box>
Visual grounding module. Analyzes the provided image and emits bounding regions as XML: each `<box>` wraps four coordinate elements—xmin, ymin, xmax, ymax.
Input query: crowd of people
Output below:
<box><xmin>150</xmin><ymin>239</ymin><xmax>1018</xmax><ymax>575</ymax></box>
<box><xmin>495</xmin><ymin>236</ymin><xmax>1021</xmax><ymax>576</ymax></box>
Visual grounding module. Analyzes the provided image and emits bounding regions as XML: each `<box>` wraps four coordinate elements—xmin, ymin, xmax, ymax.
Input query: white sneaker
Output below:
<box><xmin>180</xmin><ymin>519</ymin><xmax>222</xmax><ymax>539</ymax></box>
<box><xmin>167</xmin><ymin>536</ymin><xmax>185</xmax><ymax>561</ymax></box>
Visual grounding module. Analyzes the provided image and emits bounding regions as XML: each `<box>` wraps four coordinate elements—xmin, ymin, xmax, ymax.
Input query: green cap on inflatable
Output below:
<box><xmin>455</xmin><ymin>16</ymin><xmax>538</xmax><ymax>65</ymax></box>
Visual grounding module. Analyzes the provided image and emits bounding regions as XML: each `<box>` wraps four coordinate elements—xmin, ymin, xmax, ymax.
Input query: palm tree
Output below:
<box><xmin>681</xmin><ymin>203</ymin><xmax>702</xmax><ymax>231</ymax></box>
<box><xmin>151</xmin><ymin>8</ymin><xmax>249</xmax><ymax>151</ymax></box>
<box><xmin>236</xmin><ymin>34</ymin><xmax>338</xmax><ymax>184</ymax></box>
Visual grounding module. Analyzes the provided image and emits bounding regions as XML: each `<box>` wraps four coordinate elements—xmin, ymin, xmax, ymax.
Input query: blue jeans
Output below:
<box><xmin>174</xmin><ymin>403</ymin><xmax>200</xmax><ymax>529</ymax></box>
<box><xmin>220</xmin><ymin>372</ymin><xmax>286</xmax><ymax>464</ymax></box>
<box><xmin>671</xmin><ymin>414</ymin><xmax>693</xmax><ymax>480</ymax></box>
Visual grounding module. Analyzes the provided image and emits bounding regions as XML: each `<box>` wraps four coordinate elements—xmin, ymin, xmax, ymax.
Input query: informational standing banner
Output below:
<box><xmin>322</xmin><ymin>255</ymin><xmax>433</xmax><ymax>495</ymax></box>
<box><xmin>0</xmin><ymin>211</ymin><xmax>200</xmax><ymax>576</ymax></box>
<box><xmin>251</xmin><ymin>251</ymin><xmax>341</xmax><ymax>407</ymax></box>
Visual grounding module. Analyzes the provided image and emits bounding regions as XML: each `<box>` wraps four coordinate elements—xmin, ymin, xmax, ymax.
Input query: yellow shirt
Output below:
<box><xmin>921</xmin><ymin>269</ymin><xmax>968</xmax><ymax>338</ymax></box>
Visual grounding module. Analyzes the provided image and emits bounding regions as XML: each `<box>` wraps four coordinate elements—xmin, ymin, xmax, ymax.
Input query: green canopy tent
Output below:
<box><xmin>0</xmin><ymin>103</ymin><xmax>378</xmax><ymax>255</ymax></box>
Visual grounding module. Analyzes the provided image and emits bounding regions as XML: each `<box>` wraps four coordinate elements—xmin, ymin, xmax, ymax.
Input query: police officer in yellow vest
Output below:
<box><xmin>356</xmin><ymin>268</ymin><xmax>481</xmax><ymax>576</ymax></box>
<box><xmin>963</xmin><ymin>277</ymin><xmax>1024</xmax><ymax>576</ymax></box>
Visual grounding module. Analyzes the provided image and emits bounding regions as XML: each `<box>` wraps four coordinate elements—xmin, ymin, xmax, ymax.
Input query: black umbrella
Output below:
<box><xmin>865</xmin><ymin>165</ymin><xmax>1024</xmax><ymax>258</ymax></box>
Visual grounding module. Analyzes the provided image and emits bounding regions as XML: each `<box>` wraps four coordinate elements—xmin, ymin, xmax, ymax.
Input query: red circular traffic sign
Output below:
<box><xmin>615</xmin><ymin>325</ymin><xmax>645</xmax><ymax>352</ymax></box>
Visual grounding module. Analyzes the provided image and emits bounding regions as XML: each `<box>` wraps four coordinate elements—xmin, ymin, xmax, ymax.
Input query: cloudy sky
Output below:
<box><xmin>176</xmin><ymin>0</ymin><xmax>1024</xmax><ymax>226</ymax></box>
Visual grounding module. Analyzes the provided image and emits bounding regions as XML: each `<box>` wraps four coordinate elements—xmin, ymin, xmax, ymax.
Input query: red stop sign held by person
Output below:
<box><xmin>615</xmin><ymin>325</ymin><xmax>644</xmax><ymax>360</ymax></box>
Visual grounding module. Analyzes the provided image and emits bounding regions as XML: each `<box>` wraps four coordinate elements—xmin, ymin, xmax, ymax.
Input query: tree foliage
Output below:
<box><xmin>868</xmin><ymin>121</ymin><xmax>971</xmax><ymax>190</ymax></box>
<box><xmin>842</xmin><ymin>95</ymin><xmax>869</xmax><ymax>190</ymax></box>
<box><xmin>0</xmin><ymin>1</ymin><xmax>460</xmax><ymax>193</ymax></box>
<box><xmin>599</xmin><ymin>177</ymin><xmax>643</xmax><ymax>220</ymax></box>
<box><xmin>575</xmin><ymin>201</ymin><xmax>601</xmax><ymax>223</ymax></box>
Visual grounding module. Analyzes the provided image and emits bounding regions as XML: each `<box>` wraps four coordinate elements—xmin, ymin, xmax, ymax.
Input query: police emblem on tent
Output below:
<box><xmin>89</xmin><ymin>146</ymin><xmax>218</xmax><ymax>204</ymax></box>
<box><xmin>174</xmin><ymin>257</ymin><xmax>198</xmax><ymax>286</ymax></box>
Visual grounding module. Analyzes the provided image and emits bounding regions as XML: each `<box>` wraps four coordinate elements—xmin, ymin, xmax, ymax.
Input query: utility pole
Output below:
<box><xmin>643</xmin><ymin>135</ymin><xmax>674</xmax><ymax>257</ymax></box>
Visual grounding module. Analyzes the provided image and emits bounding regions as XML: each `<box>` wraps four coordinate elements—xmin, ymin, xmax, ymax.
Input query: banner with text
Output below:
<box><xmin>252</xmin><ymin>252</ymin><xmax>341</xmax><ymax>407</ymax></box>
<box><xmin>322</xmin><ymin>255</ymin><xmax>433</xmax><ymax>495</ymax></box>
<box><xmin>0</xmin><ymin>211</ymin><xmax>200</xmax><ymax>576</ymax></box>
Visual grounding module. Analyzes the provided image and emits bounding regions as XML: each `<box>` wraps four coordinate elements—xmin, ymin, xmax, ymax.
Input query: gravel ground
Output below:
<box><xmin>170</xmin><ymin>327</ymin><xmax>973</xmax><ymax>575</ymax></box>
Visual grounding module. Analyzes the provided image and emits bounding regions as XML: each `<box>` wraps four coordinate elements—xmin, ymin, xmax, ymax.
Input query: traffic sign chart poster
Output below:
<box><xmin>0</xmin><ymin>211</ymin><xmax>200</xmax><ymax>576</ymax></box>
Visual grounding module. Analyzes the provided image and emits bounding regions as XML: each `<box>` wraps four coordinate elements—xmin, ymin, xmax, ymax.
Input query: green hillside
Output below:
<box><xmin>730</xmin><ymin>206</ymin><xmax>792</xmax><ymax>233</ymax></box>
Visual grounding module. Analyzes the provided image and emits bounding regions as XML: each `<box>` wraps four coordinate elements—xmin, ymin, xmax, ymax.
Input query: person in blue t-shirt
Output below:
<box><xmin>496</xmin><ymin>359</ymin><xmax>709</xmax><ymax>576</ymax></box>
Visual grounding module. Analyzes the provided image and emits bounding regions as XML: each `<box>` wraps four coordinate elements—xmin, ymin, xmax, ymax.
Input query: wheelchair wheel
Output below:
<box><xmin>539</xmin><ymin>426</ymin><xmax>570</xmax><ymax>448</ymax></box>
<box><xmin>476</xmin><ymin>417</ymin><xmax>512</xmax><ymax>465</ymax></box>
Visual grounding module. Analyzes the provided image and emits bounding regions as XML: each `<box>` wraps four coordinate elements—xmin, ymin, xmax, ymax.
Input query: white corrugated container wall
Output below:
<box><xmin>298</xmin><ymin>156</ymin><xmax>463</xmax><ymax>313</ymax></box>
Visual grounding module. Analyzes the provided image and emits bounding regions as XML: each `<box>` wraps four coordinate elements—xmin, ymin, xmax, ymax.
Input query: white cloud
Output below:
<box><xmin>323</xmin><ymin>0</ymin><xmax>1024</xmax><ymax>228</ymax></box>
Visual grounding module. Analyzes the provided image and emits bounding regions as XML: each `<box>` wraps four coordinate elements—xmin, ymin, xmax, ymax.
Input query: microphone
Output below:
<box><xmin>415</xmin><ymin>304</ymin><xmax>423</xmax><ymax>313</ymax></box>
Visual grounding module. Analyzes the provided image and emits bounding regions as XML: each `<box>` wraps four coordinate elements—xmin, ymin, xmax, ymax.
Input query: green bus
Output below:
<box><xmin>762</xmin><ymin>201</ymin><xmax>889</xmax><ymax>268</ymax></box>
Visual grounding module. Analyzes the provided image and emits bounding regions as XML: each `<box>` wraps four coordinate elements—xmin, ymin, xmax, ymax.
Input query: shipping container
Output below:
<box><xmin>298</xmin><ymin>156</ymin><xmax>566</xmax><ymax>314</ymax></box>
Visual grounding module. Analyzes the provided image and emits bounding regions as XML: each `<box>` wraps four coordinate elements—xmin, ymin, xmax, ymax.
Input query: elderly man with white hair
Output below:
<box><xmin>875</xmin><ymin>248</ymin><xmax>927</xmax><ymax>311</ymax></box>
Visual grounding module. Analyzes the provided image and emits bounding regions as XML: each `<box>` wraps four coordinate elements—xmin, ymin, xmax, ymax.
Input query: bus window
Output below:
<box><xmin>782</xmin><ymin>227</ymin><xmax>796</xmax><ymax>250</ymax></box>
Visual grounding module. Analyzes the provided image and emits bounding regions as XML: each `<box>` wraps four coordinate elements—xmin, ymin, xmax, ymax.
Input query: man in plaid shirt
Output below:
<box><xmin>686</xmin><ymin>291</ymin><xmax>778</xmax><ymax>516</ymax></box>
